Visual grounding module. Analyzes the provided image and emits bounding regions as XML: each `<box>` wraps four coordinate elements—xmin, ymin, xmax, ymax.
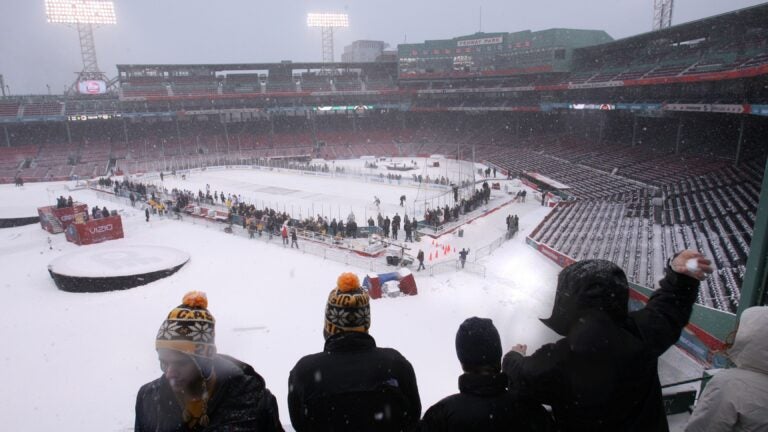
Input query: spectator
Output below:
<box><xmin>290</xmin><ymin>228</ymin><xmax>299</xmax><ymax>249</ymax></box>
<box><xmin>145</xmin><ymin>208</ymin><xmax>150</xmax><ymax>223</ymax></box>
<box><xmin>686</xmin><ymin>306</ymin><xmax>768</xmax><ymax>432</ymax></box>
<box><xmin>503</xmin><ymin>250</ymin><xmax>712</xmax><ymax>432</ymax></box>
<box><xmin>420</xmin><ymin>317</ymin><xmax>553</xmax><ymax>432</ymax></box>
<box><xmin>281</xmin><ymin>225</ymin><xmax>289</xmax><ymax>246</ymax></box>
<box><xmin>417</xmin><ymin>249</ymin><xmax>426</xmax><ymax>271</ymax></box>
<box><xmin>288</xmin><ymin>272</ymin><xmax>421</xmax><ymax>431</ymax></box>
<box><xmin>135</xmin><ymin>291</ymin><xmax>283</xmax><ymax>432</ymax></box>
<box><xmin>458</xmin><ymin>248</ymin><xmax>470</xmax><ymax>269</ymax></box>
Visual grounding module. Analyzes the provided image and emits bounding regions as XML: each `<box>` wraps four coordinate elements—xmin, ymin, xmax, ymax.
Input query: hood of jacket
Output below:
<box><xmin>730</xmin><ymin>306</ymin><xmax>768</xmax><ymax>374</ymax></box>
<box><xmin>541</xmin><ymin>259</ymin><xmax>629</xmax><ymax>336</ymax></box>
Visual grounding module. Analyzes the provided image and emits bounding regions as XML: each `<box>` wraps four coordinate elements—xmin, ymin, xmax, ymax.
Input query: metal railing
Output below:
<box><xmin>90</xmin><ymin>173</ymin><xmax>490</xmax><ymax>277</ymax></box>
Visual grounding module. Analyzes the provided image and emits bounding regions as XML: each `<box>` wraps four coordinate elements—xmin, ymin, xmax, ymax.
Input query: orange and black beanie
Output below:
<box><xmin>324</xmin><ymin>272</ymin><xmax>371</xmax><ymax>339</ymax></box>
<box><xmin>156</xmin><ymin>291</ymin><xmax>217</xmax><ymax>359</ymax></box>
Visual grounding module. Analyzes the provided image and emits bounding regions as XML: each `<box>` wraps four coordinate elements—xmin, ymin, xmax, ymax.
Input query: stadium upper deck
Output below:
<box><xmin>0</xmin><ymin>3</ymin><xmax>766</xmax><ymax>121</ymax></box>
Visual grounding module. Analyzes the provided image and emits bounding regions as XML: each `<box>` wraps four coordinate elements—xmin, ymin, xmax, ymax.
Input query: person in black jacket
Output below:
<box><xmin>503</xmin><ymin>250</ymin><xmax>712</xmax><ymax>432</ymax></box>
<box><xmin>420</xmin><ymin>317</ymin><xmax>553</xmax><ymax>432</ymax></box>
<box><xmin>288</xmin><ymin>272</ymin><xmax>421</xmax><ymax>432</ymax></box>
<box><xmin>136</xmin><ymin>291</ymin><xmax>283</xmax><ymax>432</ymax></box>
<box><xmin>458</xmin><ymin>248</ymin><xmax>469</xmax><ymax>269</ymax></box>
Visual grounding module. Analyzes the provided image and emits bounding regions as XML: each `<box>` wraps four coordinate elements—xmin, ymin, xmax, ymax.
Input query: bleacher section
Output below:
<box><xmin>0</xmin><ymin>145</ymin><xmax>37</xmax><ymax>182</ymax></box>
<box><xmin>530</xmin><ymin>161</ymin><xmax>763</xmax><ymax>314</ymax></box>
<box><xmin>0</xmin><ymin>101</ymin><xmax>21</xmax><ymax>118</ymax></box>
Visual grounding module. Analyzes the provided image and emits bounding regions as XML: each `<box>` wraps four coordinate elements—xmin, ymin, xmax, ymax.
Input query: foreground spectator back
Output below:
<box><xmin>288</xmin><ymin>272</ymin><xmax>421</xmax><ymax>432</ymax></box>
<box><xmin>420</xmin><ymin>317</ymin><xmax>553</xmax><ymax>432</ymax></box>
<box><xmin>685</xmin><ymin>306</ymin><xmax>768</xmax><ymax>432</ymax></box>
<box><xmin>135</xmin><ymin>291</ymin><xmax>283</xmax><ymax>432</ymax></box>
<box><xmin>503</xmin><ymin>250</ymin><xmax>712</xmax><ymax>432</ymax></box>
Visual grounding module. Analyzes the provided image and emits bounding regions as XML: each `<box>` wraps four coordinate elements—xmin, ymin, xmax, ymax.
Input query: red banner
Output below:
<box><xmin>38</xmin><ymin>204</ymin><xmax>89</xmax><ymax>234</ymax></box>
<box><xmin>65</xmin><ymin>215</ymin><xmax>124</xmax><ymax>245</ymax></box>
<box><xmin>538</xmin><ymin>243</ymin><xmax>576</xmax><ymax>268</ymax></box>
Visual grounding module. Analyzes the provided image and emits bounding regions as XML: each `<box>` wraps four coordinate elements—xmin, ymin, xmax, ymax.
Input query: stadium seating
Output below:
<box><xmin>0</xmin><ymin>101</ymin><xmax>20</xmax><ymax>118</ymax></box>
<box><xmin>531</xmin><ymin>162</ymin><xmax>762</xmax><ymax>313</ymax></box>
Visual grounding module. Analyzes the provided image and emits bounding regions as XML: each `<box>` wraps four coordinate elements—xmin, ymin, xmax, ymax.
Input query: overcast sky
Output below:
<box><xmin>1</xmin><ymin>0</ymin><xmax>765</xmax><ymax>94</ymax></box>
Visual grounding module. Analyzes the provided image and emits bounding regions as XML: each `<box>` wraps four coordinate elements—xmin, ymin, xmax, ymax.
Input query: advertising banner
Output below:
<box><xmin>38</xmin><ymin>204</ymin><xmax>89</xmax><ymax>234</ymax></box>
<box><xmin>65</xmin><ymin>215</ymin><xmax>124</xmax><ymax>245</ymax></box>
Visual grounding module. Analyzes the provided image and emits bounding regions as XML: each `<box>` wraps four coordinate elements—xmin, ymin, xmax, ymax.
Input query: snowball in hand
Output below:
<box><xmin>685</xmin><ymin>258</ymin><xmax>699</xmax><ymax>272</ymax></box>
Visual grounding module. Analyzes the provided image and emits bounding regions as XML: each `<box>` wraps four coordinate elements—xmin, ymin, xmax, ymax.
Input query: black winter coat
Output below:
<box><xmin>419</xmin><ymin>372</ymin><xmax>553</xmax><ymax>432</ymax></box>
<box><xmin>503</xmin><ymin>266</ymin><xmax>700</xmax><ymax>432</ymax></box>
<box><xmin>288</xmin><ymin>332</ymin><xmax>421</xmax><ymax>432</ymax></box>
<box><xmin>135</xmin><ymin>354</ymin><xmax>284</xmax><ymax>432</ymax></box>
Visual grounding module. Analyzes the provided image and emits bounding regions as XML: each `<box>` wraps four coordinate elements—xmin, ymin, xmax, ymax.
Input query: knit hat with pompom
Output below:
<box><xmin>324</xmin><ymin>272</ymin><xmax>371</xmax><ymax>339</ymax></box>
<box><xmin>156</xmin><ymin>291</ymin><xmax>216</xmax><ymax>358</ymax></box>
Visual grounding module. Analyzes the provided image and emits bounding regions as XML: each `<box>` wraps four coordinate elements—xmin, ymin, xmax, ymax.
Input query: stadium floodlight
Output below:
<box><xmin>307</xmin><ymin>13</ymin><xmax>349</xmax><ymax>28</ymax></box>
<box><xmin>45</xmin><ymin>0</ymin><xmax>117</xmax><ymax>24</ymax></box>
<box><xmin>307</xmin><ymin>13</ymin><xmax>349</xmax><ymax>66</ymax></box>
<box><xmin>45</xmin><ymin>0</ymin><xmax>116</xmax><ymax>93</ymax></box>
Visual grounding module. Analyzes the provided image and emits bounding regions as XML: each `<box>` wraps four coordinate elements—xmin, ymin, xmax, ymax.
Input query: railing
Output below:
<box><xmin>473</xmin><ymin>231</ymin><xmax>511</xmax><ymax>263</ymax></box>
<box><xmin>91</xmin><ymin>185</ymin><xmax>487</xmax><ymax>277</ymax></box>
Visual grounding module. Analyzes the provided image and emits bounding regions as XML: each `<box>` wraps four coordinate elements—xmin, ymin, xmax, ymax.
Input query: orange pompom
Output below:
<box><xmin>336</xmin><ymin>272</ymin><xmax>360</xmax><ymax>292</ymax></box>
<box><xmin>182</xmin><ymin>291</ymin><xmax>208</xmax><ymax>309</ymax></box>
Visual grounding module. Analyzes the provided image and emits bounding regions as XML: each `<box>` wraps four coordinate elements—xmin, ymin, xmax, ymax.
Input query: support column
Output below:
<box><xmin>675</xmin><ymin>117</ymin><xmax>683</xmax><ymax>154</ymax></box>
<box><xmin>222</xmin><ymin>119</ymin><xmax>230</xmax><ymax>157</ymax></box>
<box><xmin>122</xmin><ymin>118</ymin><xmax>129</xmax><ymax>144</ymax></box>
<box><xmin>599</xmin><ymin>114</ymin><xmax>606</xmax><ymax>143</ymax></box>
<box><xmin>175</xmin><ymin>118</ymin><xmax>182</xmax><ymax>156</ymax></box>
<box><xmin>631</xmin><ymin>115</ymin><xmax>639</xmax><ymax>147</ymax></box>
<box><xmin>738</xmin><ymin>158</ymin><xmax>768</xmax><ymax>317</ymax></box>
<box><xmin>65</xmin><ymin>121</ymin><xmax>72</xmax><ymax>144</ymax></box>
<box><xmin>4</xmin><ymin>126</ymin><xmax>10</xmax><ymax>147</ymax></box>
<box><xmin>734</xmin><ymin>117</ymin><xmax>746</xmax><ymax>167</ymax></box>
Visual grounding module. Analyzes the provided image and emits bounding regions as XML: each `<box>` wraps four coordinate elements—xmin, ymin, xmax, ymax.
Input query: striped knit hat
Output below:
<box><xmin>156</xmin><ymin>291</ymin><xmax>217</xmax><ymax>359</ymax></box>
<box><xmin>324</xmin><ymin>272</ymin><xmax>371</xmax><ymax>339</ymax></box>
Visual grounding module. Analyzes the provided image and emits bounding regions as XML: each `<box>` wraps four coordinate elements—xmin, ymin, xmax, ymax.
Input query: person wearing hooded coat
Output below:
<box><xmin>420</xmin><ymin>317</ymin><xmax>553</xmax><ymax>432</ymax></box>
<box><xmin>503</xmin><ymin>250</ymin><xmax>712</xmax><ymax>432</ymax></box>
<box><xmin>685</xmin><ymin>306</ymin><xmax>768</xmax><ymax>432</ymax></box>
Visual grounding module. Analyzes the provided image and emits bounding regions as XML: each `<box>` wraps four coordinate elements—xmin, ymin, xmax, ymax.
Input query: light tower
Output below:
<box><xmin>307</xmin><ymin>13</ymin><xmax>349</xmax><ymax>67</ymax></box>
<box><xmin>45</xmin><ymin>0</ymin><xmax>116</xmax><ymax>94</ymax></box>
<box><xmin>653</xmin><ymin>0</ymin><xmax>674</xmax><ymax>30</ymax></box>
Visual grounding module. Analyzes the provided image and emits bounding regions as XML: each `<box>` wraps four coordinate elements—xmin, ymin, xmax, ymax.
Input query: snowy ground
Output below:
<box><xmin>0</xmin><ymin>157</ymin><xmax>703</xmax><ymax>431</ymax></box>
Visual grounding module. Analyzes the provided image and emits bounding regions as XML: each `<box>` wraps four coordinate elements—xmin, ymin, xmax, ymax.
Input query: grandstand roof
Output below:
<box><xmin>577</xmin><ymin>3</ymin><xmax>768</xmax><ymax>55</ymax></box>
<box><xmin>117</xmin><ymin>61</ymin><xmax>396</xmax><ymax>75</ymax></box>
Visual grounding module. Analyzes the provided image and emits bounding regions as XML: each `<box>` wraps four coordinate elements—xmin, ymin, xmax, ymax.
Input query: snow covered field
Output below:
<box><xmin>0</xmin><ymin>157</ymin><xmax>702</xmax><ymax>431</ymax></box>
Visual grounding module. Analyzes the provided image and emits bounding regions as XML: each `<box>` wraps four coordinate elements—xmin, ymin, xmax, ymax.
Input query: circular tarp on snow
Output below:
<box><xmin>48</xmin><ymin>245</ymin><xmax>190</xmax><ymax>293</ymax></box>
<box><xmin>0</xmin><ymin>206</ymin><xmax>40</xmax><ymax>228</ymax></box>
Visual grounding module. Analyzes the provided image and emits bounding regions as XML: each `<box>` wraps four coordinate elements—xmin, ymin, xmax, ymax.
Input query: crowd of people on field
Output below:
<box><xmin>423</xmin><ymin>181</ymin><xmax>492</xmax><ymax>228</ymax></box>
<box><xmin>55</xmin><ymin>195</ymin><xmax>74</xmax><ymax>208</ymax></box>
<box><xmin>506</xmin><ymin>214</ymin><xmax>520</xmax><ymax>238</ymax></box>
<box><xmin>133</xmin><ymin>250</ymin><xmax>765</xmax><ymax>432</ymax></box>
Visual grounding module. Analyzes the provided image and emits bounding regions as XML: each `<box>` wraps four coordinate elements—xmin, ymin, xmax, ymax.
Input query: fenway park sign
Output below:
<box><xmin>457</xmin><ymin>36</ymin><xmax>503</xmax><ymax>47</ymax></box>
